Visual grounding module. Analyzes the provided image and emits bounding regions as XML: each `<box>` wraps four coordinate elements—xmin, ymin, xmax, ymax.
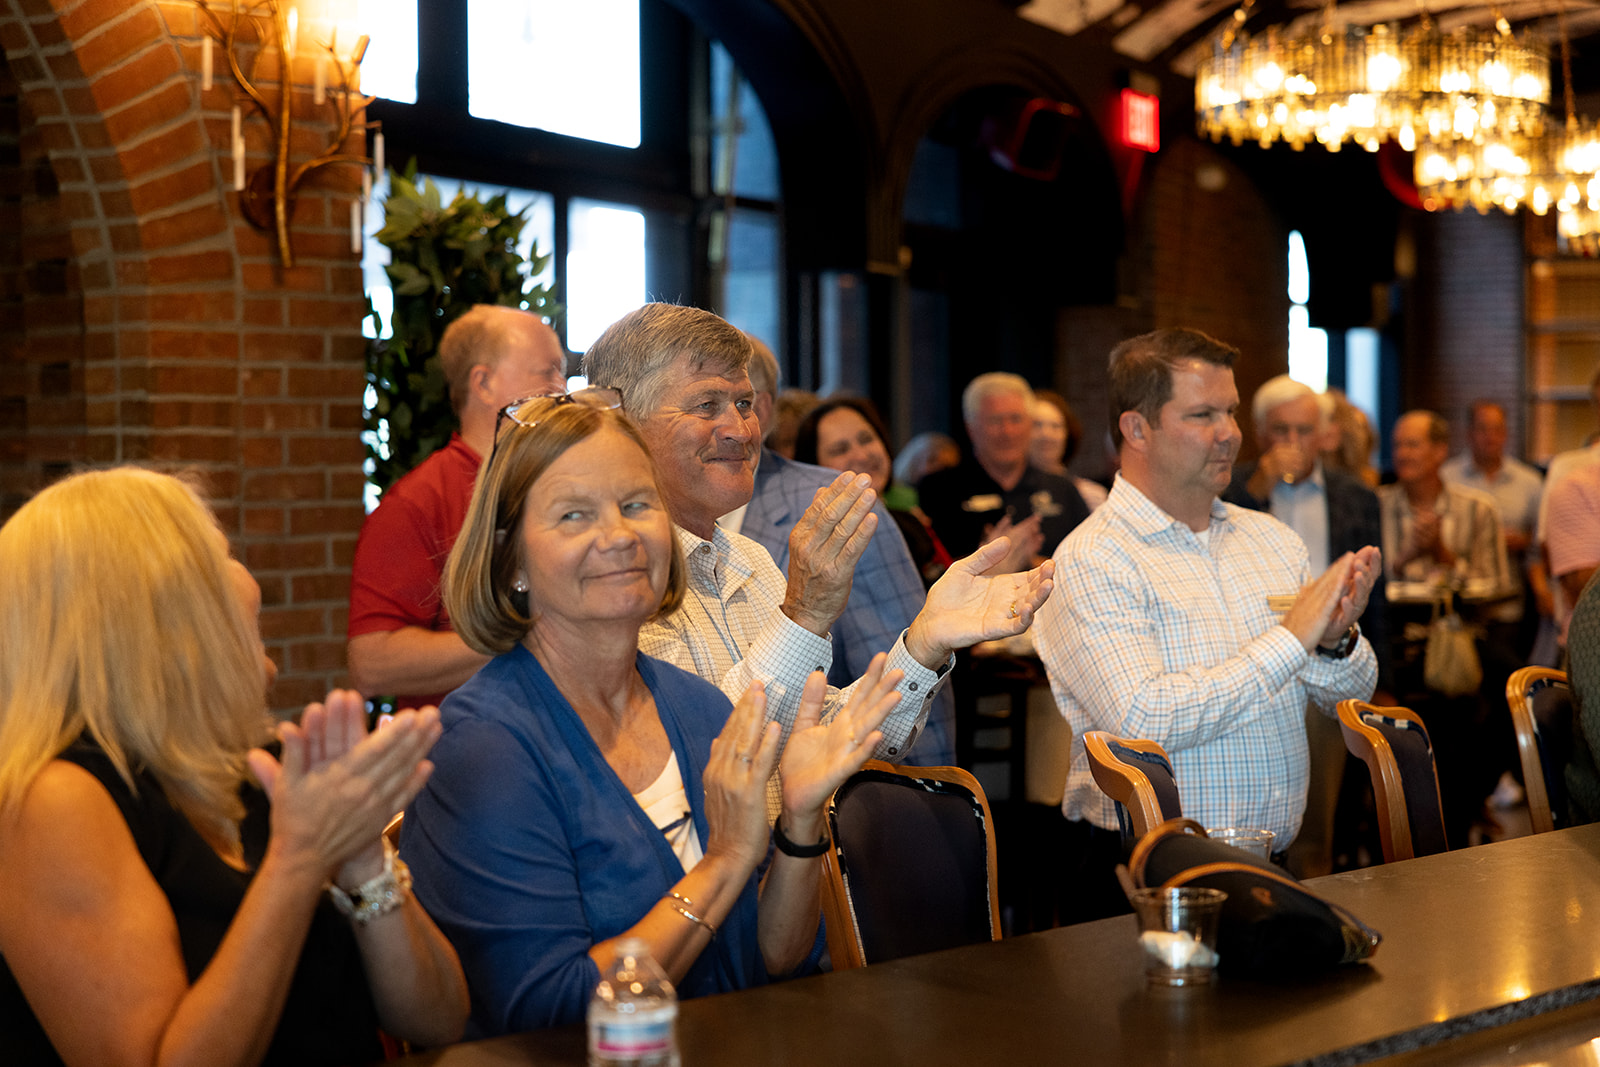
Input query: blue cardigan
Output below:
<box><xmin>402</xmin><ymin>646</ymin><xmax>766</xmax><ymax>1035</ymax></box>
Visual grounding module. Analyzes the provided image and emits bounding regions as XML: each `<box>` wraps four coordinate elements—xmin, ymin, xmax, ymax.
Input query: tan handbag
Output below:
<box><xmin>1423</xmin><ymin>595</ymin><xmax>1481</xmax><ymax>697</ymax></box>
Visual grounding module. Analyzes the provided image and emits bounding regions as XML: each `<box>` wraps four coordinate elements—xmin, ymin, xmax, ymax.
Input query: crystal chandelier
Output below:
<box><xmin>1407</xmin><ymin>4</ymin><xmax>1600</xmax><ymax>252</ymax></box>
<box><xmin>1196</xmin><ymin>18</ymin><xmax>1549</xmax><ymax>156</ymax></box>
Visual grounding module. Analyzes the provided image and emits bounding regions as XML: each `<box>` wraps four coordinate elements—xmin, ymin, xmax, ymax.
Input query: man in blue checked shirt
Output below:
<box><xmin>1034</xmin><ymin>328</ymin><xmax>1380</xmax><ymax>924</ymax></box>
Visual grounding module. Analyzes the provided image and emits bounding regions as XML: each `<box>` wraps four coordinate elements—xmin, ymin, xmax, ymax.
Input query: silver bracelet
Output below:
<box><xmin>666</xmin><ymin>894</ymin><xmax>718</xmax><ymax>938</ymax></box>
<box><xmin>327</xmin><ymin>838</ymin><xmax>412</xmax><ymax>925</ymax></box>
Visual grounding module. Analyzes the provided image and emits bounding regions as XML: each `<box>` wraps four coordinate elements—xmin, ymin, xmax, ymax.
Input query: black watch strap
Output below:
<box><xmin>1315</xmin><ymin>623</ymin><xmax>1360</xmax><ymax>660</ymax></box>
<box><xmin>773</xmin><ymin>819</ymin><xmax>830</xmax><ymax>858</ymax></box>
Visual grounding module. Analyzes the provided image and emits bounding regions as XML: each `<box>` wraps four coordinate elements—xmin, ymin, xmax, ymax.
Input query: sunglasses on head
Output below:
<box><xmin>486</xmin><ymin>386</ymin><xmax>624</xmax><ymax>472</ymax></box>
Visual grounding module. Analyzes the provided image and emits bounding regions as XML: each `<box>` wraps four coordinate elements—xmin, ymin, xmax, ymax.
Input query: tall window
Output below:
<box><xmin>1287</xmin><ymin>231</ymin><xmax>1381</xmax><ymax>469</ymax></box>
<box><xmin>466</xmin><ymin>0</ymin><xmax>641</xmax><ymax>148</ymax></box>
<box><xmin>707</xmin><ymin>42</ymin><xmax>781</xmax><ymax>351</ymax></box>
<box><xmin>357</xmin><ymin>0</ymin><xmax>417</xmax><ymax>103</ymax></box>
<box><xmin>1287</xmin><ymin>231</ymin><xmax>1328</xmax><ymax>392</ymax></box>
<box><xmin>360</xmin><ymin>1</ymin><xmax>673</xmax><ymax>355</ymax></box>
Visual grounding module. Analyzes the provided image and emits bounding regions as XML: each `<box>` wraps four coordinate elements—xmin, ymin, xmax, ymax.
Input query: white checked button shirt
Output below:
<box><xmin>639</xmin><ymin>524</ymin><xmax>944</xmax><ymax>820</ymax></box>
<box><xmin>1033</xmin><ymin>476</ymin><xmax>1377</xmax><ymax>845</ymax></box>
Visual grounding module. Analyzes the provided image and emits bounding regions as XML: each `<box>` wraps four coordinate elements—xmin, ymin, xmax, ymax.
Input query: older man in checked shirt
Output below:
<box><xmin>583</xmin><ymin>303</ymin><xmax>1054</xmax><ymax>825</ymax></box>
<box><xmin>1034</xmin><ymin>328</ymin><xmax>1379</xmax><ymax>923</ymax></box>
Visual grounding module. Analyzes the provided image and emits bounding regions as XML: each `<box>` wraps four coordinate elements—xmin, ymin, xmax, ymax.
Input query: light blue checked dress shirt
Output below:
<box><xmin>639</xmin><ymin>524</ymin><xmax>944</xmax><ymax>820</ymax></box>
<box><xmin>1034</xmin><ymin>476</ymin><xmax>1377</xmax><ymax>845</ymax></box>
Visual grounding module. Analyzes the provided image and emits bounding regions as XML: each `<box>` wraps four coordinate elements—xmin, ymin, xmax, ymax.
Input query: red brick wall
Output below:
<box><xmin>0</xmin><ymin>0</ymin><xmax>368</xmax><ymax>715</ymax></box>
<box><xmin>1131</xmin><ymin>136</ymin><xmax>1290</xmax><ymax>461</ymax></box>
<box><xmin>1405</xmin><ymin>208</ymin><xmax>1526</xmax><ymax>455</ymax></box>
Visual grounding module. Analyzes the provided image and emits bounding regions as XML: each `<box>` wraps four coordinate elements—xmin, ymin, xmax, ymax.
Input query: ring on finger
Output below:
<box><xmin>1008</xmin><ymin>601</ymin><xmax>1019</xmax><ymax>618</ymax></box>
<box><xmin>737</xmin><ymin>753</ymin><xmax>753</xmax><ymax>764</ymax></box>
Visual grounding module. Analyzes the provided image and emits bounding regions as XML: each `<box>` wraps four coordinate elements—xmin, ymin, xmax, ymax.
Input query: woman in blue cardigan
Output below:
<box><xmin>402</xmin><ymin>391</ymin><xmax>903</xmax><ymax>1035</ymax></box>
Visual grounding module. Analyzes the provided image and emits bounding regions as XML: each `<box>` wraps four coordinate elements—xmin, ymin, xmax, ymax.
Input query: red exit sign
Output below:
<box><xmin>1121</xmin><ymin>89</ymin><xmax>1159</xmax><ymax>152</ymax></box>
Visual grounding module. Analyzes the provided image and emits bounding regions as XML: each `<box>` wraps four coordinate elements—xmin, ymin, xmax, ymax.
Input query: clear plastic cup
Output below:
<box><xmin>1131</xmin><ymin>886</ymin><xmax>1227</xmax><ymax>986</ymax></box>
<box><xmin>1207</xmin><ymin>827</ymin><xmax>1276</xmax><ymax>859</ymax></box>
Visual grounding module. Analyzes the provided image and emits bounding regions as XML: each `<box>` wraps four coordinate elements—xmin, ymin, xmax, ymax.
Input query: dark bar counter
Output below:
<box><xmin>392</xmin><ymin>823</ymin><xmax>1600</xmax><ymax>1067</ymax></box>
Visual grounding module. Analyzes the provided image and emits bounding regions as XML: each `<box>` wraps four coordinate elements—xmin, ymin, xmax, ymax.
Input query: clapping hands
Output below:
<box><xmin>779</xmin><ymin>655</ymin><xmax>904</xmax><ymax>826</ymax></box>
<box><xmin>904</xmin><ymin>538</ymin><xmax>1056</xmax><ymax>669</ymax></box>
<box><xmin>248</xmin><ymin>690</ymin><xmax>440</xmax><ymax>886</ymax></box>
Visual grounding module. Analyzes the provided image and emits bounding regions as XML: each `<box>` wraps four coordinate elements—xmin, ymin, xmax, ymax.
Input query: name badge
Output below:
<box><xmin>1030</xmin><ymin>490</ymin><xmax>1062</xmax><ymax>518</ymax></box>
<box><xmin>1266</xmin><ymin>594</ymin><xmax>1296</xmax><ymax>616</ymax></box>
<box><xmin>962</xmin><ymin>494</ymin><xmax>1003</xmax><ymax>513</ymax></box>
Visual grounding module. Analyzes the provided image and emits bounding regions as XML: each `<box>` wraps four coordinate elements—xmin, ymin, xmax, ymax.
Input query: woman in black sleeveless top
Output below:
<box><xmin>0</xmin><ymin>468</ymin><xmax>468</xmax><ymax>1066</ymax></box>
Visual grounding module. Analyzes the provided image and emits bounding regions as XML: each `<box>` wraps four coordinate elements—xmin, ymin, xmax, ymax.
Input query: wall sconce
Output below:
<box><xmin>196</xmin><ymin>0</ymin><xmax>380</xmax><ymax>267</ymax></box>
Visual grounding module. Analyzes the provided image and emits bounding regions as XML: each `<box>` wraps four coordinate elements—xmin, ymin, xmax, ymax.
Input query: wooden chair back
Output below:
<box><xmin>1337</xmin><ymin>701</ymin><xmax>1448</xmax><ymax>862</ymax></box>
<box><xmin>1081</xmin><ymin>732</ymin><xmax>1181</xmax><ymax>839</ymax></box>
<box><xmin>1506</xmin><ymin>666</ymin><xmax>1573</xmax><ymax>835</ymax></box>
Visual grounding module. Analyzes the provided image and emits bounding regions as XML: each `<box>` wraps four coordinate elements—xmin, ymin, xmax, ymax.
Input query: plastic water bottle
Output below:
<box><xmin>587</xmin><ymin>938</ymin><xmax>679</xmax><ymax>1067</ymax></box>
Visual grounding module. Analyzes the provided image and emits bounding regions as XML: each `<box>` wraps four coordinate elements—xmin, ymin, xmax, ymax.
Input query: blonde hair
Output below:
<box><xmin>0</xmin><ymin>468</ymin><xmax>271</xmax><ymax>853</ymax></box>
<box><xmin>446</xmin><ymin>403</ymin><xmax>686</xmax><ymax>655</ymax></box>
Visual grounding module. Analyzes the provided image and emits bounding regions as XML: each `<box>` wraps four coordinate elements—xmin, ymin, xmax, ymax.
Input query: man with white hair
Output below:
<box><xmin>1222</xmin><ymin>374</ymin><xmax>1385</xmax><ymax>876</ymax></box>
<box><xmin>348</xmin><ymin>305</ymin><xmax>567</xmax><ymax>710</ymax></box>
<box><xmin>582</xmin><ymin>304</ymin><xmax>1053</xmax><ymax>818</ymax></box>
<box><xmin>1224</xmin><ymin>375</ymin><xmax>1386</xmax><ymax>661</ymax></box>
<box><xmin>920</xmin><ymin>372</ymin><xmax>1091</xmax><ymax>563</ymax></box>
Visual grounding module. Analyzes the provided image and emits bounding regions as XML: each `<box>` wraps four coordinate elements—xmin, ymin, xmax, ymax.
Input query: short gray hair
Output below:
<box><xmin>962</xmin><ymin>372</ymin><xmax>1034</xmax><ymax>425</ymax></box>
<box><xmin>581</xmin><ymin>304</ymin><xmax>753</xmax><ymax>418</ymax></box>
<box><xmin>1251</xmin><ymin>374</ymin><xmax>1320</xmax><ymax>432</ymax></box>
<box><xmin>747</xmin><ymin>336</ymin><xmax>780</xmax><ymax>397</ymax></box>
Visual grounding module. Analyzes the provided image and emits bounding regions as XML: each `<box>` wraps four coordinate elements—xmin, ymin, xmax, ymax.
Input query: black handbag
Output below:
<box><xmin>1129</xmin><ymin>818</ymin><xmax>1382</xmax><ymax>976</ymax></box>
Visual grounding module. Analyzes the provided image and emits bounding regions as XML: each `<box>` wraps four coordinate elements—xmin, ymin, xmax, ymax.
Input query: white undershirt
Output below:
<box><xmin>633</xmin><ymin>750</ymin><xmax>704</xmax><ymax>872</ymax></box>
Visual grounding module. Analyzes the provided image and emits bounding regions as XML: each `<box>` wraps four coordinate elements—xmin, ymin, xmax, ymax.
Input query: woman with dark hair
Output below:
<box><xmin>402</xmin><ymin>391</ymin><xmax>904</xmax><ymax>1034</ymax></box>
<box><xmin>794</xmin><ymin>396</ymin><xmax>954</xmax><ymax>587</ymax></box>
<box><xmin>1031</xmin><ymin>389</ymin><xmax>1108</xmax><ymax>511</ymax></box>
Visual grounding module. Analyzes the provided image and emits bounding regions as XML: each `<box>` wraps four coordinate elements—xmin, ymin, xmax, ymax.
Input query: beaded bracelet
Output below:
<box><xmin>327</xmin><ymin>838</ymin><xmax>412</xmax><ymax>925</ymax></box>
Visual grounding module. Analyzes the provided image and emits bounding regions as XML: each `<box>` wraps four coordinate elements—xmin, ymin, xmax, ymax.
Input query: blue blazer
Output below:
<box><xmin>740</xmin><ymin>449</ymin><xmax>956</xmax><ymax>765</ymax></box>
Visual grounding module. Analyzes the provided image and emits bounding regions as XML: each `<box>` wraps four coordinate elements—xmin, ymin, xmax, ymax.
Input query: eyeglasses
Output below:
<box><xmin>486</xmin><ymin>386</ymin><xmax>624</xmax><ymax>472</ymax></box>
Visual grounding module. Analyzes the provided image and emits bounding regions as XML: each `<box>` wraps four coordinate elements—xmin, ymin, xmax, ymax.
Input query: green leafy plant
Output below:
<box><xmin>363</xmin><ymin>161</ymin><xmax>559</xmax><ymax>494</ymax></box>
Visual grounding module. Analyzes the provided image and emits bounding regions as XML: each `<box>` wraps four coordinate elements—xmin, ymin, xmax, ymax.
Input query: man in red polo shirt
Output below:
<box><xmin>348</xmin><ymin>305</ymin><xmax>567</xmax><ymax>709</ymax></box>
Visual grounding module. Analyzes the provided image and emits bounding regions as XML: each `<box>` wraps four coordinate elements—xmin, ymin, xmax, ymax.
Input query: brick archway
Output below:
<box><xmin>1</xmin><ymin>0</ymin><xmax>370</xmax><ymax>712</ymax></box>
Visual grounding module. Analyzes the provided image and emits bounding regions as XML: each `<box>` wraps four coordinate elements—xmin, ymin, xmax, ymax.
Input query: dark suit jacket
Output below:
<box><xmin>1224</xmin><ymin>462</ymin><xmax>1389</xmax><ymax>686</ymax></box>
<box><xmin>739</xmin><ymin>449</ymin><xmax>956</xmax><ymax>766</ymax></box>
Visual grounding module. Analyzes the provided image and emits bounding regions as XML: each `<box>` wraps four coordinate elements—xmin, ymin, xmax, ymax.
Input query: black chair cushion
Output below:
<box><xmin>830</xmin><ymin>770</ymin><xmax>992</xmax><ymax>964</ymax></box>
<box><xmin>1108</xmin><ymin>741</ymin><xmax>1182</xmax><ymax>820</ymax></box>
<box><xmin>1532</xmin><ymin>682</ymin><xmax>1574</xmax><ymax>830</ymax></box>
<box><xmin>1364</xmin><ymin>713</ymin><xmax>1449</xmax><ymax>857</ymax></box>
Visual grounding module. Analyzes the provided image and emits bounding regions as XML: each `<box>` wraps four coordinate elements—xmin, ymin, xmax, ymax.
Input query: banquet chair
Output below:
<box><xmin>1506</xmin><ymin>666</ymin><xmax>1574</xmax><ymax>835</ymax></box>
<box><xmin>820</xmin><ymin>761</ymin><xmax>1000</xmax><ymax>970</ymax></box>
<box><xmin>1337</xmin><ymin>701</ymin><xmax>1448</xmax><ymax>862</ymax></box>
<box><xmin>1081</xmin><ymin>732</ymin><xmax>1181</xmax><ymax>839</ymax></box>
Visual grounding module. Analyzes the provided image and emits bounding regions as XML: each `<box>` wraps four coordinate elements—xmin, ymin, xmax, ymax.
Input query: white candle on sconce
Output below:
<box><xmin>230</xmin><ymin>107</ymin><xmax>244</xmax><ymax>192</ymax></box>
<box><xmin>350</xmin><ymin>199</ymin><xmax>363</xmax><ymax>255</ymax></box>
<box><xmin>313</xmin><ymin>56</ymin><xmax>326</xmax><ymax>105</ymax></box>
<box><xmin>373</xmin><ymin>132</ymin><xmax>385</xmax><ymax>179</ymax></box>
<box><xmin>285</xmin><ymin>7</ymin><xmax>298</xmax><ymax>59</ymax></box>
<box><xmin>201</xmin><ymin>37</ymin><xmax>213</xmax><ymax>92</ymax></box>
